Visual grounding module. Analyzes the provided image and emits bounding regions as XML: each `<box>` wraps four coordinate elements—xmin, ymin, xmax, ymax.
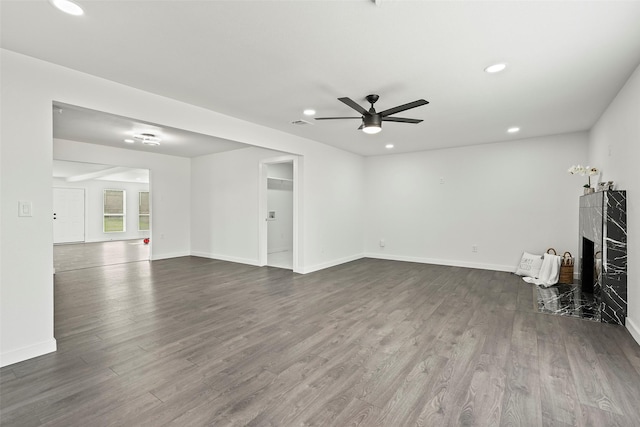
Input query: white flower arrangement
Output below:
<box><xmin>568</xmin><ymin>164</ymin><xmax>599</xmax><ymax>188</ymax></box>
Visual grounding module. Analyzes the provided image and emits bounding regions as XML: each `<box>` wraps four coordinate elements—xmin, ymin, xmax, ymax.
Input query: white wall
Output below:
<box><xmin>268</xmin><ymin>163</ymin><xmax>294</xmax><ymax>180</ymax></box>
<box><xmin>191</xmin><ymin>147</ymin><xmax>287</xmax><ymax>264</ymax></box>
<box><xmin>589</xmin><ymin>63</ymin><xmax>640</xmax><ymax>343</ymax></box>
<box><xmin>53</xmin><ymin>177</ymin><xmax>150</xmax><ymax>242</ymax></box>
<box><xmin>54</xmin><ymin>139</ymin><xmax>189</xmax><ymax>259</ymax></box>
<box><xmin>190</xmin><ymin>147</ymin><xmax>365</xmax><ymax>273</ymax></box>
<box><xmin>1</xmin><ymin>49</ymin><xmax>364</xmax><ymax>366</ymax></box>
<box><xmin>364</xmin><ymin>132</ymin><xmax>589</xmax><ymax>271</ymax></box>
<box><xmin>302</xmin><ymin>146</ymin><xmax>365</xmax><ymax>272</ymax></box>
<box><xmin>267</xmin><ymin>162</ymin><xmax>294</xmax><ymax>254</ymax></box>
<box><xmin>267</xmin><ymin>185</ymin><xmax>293</xmax><ymax>253</ymax></box>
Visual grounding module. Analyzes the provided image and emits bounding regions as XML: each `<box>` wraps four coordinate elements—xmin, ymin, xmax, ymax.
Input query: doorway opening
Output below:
<box><xmin>52</xmin><ymin>159</ymin><xmax>151</xmax><ymax>272</ymax></box>
<box><xmin>259</xmin><ymin>156</ymin><xmax>301</xmax><ymax>272</ymax></box>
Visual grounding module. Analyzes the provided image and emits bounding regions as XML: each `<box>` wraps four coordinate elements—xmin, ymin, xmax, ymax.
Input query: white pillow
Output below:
<box><xmin>516</xmin><ymin>252</ymin><xmax>544</xmax><ymax>278</ymax></box>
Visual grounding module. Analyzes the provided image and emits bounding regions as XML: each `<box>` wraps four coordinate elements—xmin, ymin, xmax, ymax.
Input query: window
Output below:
<box><xmin>139</xmin><ymin>191</ymin><xmax>150</xmax><ymax>231</ymax></box>
<box><xmin>103</xmin><ymin>189</ymin><xmax>125</xmax><ymax>232</ymax></box>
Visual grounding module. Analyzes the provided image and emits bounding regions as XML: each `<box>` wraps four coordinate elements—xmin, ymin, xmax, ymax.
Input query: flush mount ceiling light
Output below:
<box><xmin>507</xmin><ymin>127</ymin><xmax>520</xmax><ymax>133</ymax></box>
<box><xmin>303</xmin><ymin>109</ymin><xmax>316</xmax><ymax>116</ymax></box>
<box><xmin>133</xmin><ymin>133</ymin><xmax>161</xmax><ymax>146</ymax></box>
<box><xmin>484</xmin><ymin>63</ymin><xmax>507</xmax><ymax>73</ymax></box>
<box><xmin>385</xmin><ymin>144</ymin><xmax>394</xmax><ymax>149</ymax></box>
<box><xmin>123</xmin><ymin>139</ymin><xmax>135</xmax><ymax>144</ymax></box>
<box><xmin>49</xmin><ymin>0</ymin><xmax>84</xmax><ymax>16</ymax></box>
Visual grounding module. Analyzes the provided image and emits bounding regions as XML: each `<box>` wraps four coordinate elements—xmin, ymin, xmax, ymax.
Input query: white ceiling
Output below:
<box><xmin>53</xmin><ymin>160</ymin><xmax>149</xmax><ymax>183</ymax></box>
<box><xmin>3</xmin><ymin>0</ymin><xmax>640</xmax><ymax>156</ymax></box>
<box><xmin>52</xmin><ymin>102</ymin><xmax>249</xmax><ymax>158</ymax></box>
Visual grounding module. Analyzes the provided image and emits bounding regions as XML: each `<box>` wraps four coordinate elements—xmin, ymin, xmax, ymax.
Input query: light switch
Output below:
<box><xmin>18</xmin><ymin>201</ymin><xmax>33</xmax><ymax>217</ymax></box>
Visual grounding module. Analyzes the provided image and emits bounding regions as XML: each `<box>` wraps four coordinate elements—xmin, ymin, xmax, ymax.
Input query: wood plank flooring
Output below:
<box><xmin>2</xmin><ymin>257</ymin><xmax>640</xmax><ymax>426</ymax></box>
<box><xmin>53</xmin><ymin>240</ymin><xmax>150</xmax><ymax>273</ymax></box>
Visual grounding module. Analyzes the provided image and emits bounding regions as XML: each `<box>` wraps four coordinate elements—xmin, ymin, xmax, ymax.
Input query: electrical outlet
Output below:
<box><xmin>380</xmin><ymin>239</ymin><xmax>385</xmax><ymax>248</ymax></box>
<box><xmin>439</xmin><ymin>177</ymin><xmax>445</xmax><ymax>184</ymax></box>
<box><xmin>472</xmin><ymin>245</ymin><xmax>478</xmax><ymax>253</ymax></box>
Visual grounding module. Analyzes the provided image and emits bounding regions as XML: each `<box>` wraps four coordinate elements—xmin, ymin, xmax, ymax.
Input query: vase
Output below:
<box><xmin>584</xmin><ymin>187</ymin><xmax>595</xmax><ymax>195</ymax></box>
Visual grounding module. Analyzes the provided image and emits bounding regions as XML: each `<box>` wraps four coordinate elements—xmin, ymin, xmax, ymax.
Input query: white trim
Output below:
<box><xmin>150</xmin><ymin>250</ymin><xmax>191</xmax><ymax>261</ymax></box>
<box><xmin>267</xmin><ymin>247</ymin><xmax>290</xmax><ymax>255</ymax></box>
<box><xmin>0</xmin><ymin>339</ymin><xmax>57</xmax><ymax>368</ymax></box>
<box><xmin>363</xmin><ymin>252</ymin><xmax>516</xmax><ymax>273</ymax></box>
<box><xmin>626</xmin><ymin>317</ymin><xmax>640</xmax><ymax>346</ymax></box>
<box><xmin>299</xmin><ymin>254</ymin><xmax>364</xmax><ymax>274</ymax></box>
<box><xmin>68</xmin><ymin>237</ymin><xmax>149</xmax><ymax>244</ymax></box>
<box><xmin>191</xmin><ymin>251</ymin><xmax>261</xmax><ymax>267</ymax></box>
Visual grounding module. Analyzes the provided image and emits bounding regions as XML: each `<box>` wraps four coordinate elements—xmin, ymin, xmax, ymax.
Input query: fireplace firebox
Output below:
<box><xmin>581</xmin><ymin>237</ymin><xmax>595</xmax><ymax>295</ymax></box>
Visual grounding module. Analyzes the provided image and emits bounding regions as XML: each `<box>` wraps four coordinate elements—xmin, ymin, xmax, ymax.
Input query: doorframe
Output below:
<box><xmin>258</xmin><ymin>155</ymin><xmax>302</xmax><ymax>273</ymax></box>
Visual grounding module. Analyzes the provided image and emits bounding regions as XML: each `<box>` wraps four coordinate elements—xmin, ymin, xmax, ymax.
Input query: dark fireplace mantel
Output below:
<box><xmin>579</xmin><ymin>190</ymin><xmax>627</xmax><ymax>324</ymax></box>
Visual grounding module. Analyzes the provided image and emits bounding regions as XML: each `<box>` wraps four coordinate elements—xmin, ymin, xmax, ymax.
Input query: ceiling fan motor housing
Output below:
<box><xmin>363</xmin><ymin>113</ymin><xmax>381</xmax><ymax>128</ymax></box>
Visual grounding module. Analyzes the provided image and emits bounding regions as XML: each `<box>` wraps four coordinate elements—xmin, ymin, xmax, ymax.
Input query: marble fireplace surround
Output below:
<box><xmin>579</xmin><ymin>191</ymin><xmax>627</xmax><ymax>325</ymax></box>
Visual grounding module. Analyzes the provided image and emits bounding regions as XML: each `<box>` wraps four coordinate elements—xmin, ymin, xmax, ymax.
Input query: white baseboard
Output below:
<box><xmin>267</xmin><ymin>247</ymin><xmax>292</xmax><ymax>255</ymax></box>
<box><xmin>151</xmin><ymin>250</ymin><xmax>191</xmax><ymax>261</ymax></box>
<box><xmin>363</xmin><ymin>252</ymin><xmax>515</xmax><ymax>273</ymax></box>
<box><xmin>626</xmin><ymin>317</ymin><xmax>640</xmax><ymax>346</ymax></box>
<box><xmin>82</xmin><ymin>237</ymin><xmax>149</xmax><ymax>244</ymax></box>
<box><xmin>189</xmin><ymin>251</ymin><xmax>517</xmax><ymax>276</ymax></box>
<box><xmin>0</xmin><ymin>339</ymin><xmax>57</xmax><ymax>368</ymax></box>
<box><xmin>190</xmin><ymin>251</ymin><xmax>261</xmax><ymax>267</ymax></box>
<box><xmin>299</xmin><ymin>254</ymin><xmax>364</xmax><ymax>274</ymax></box>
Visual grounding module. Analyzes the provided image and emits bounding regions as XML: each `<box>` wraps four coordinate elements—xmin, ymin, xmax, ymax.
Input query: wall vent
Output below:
<box><xmin>291</xmin><ymin>119</ymin><xmax>312</xmax><ymax>126</ymax></box>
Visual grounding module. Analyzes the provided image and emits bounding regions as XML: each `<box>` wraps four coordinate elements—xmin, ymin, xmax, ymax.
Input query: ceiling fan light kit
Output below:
<box><xmin>315</xmin><ymin>94</ymin><xmax>428</xmax><ymax>134</ymax></box>
<box><xmin>362</xmin><ymin>112</ymin><xmax>382</xmax><ymax>134</ymax></box>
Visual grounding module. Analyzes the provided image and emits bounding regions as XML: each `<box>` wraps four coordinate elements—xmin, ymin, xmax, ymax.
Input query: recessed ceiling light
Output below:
<box><xmin>507</xmin><ymin>127</ymin><xmax>520</xmax><ymax>133</ymax></box>
<box><xmin>484</xmin><ymin>63</ymin><xmax>507</xmax><ymax>73</ymax></box>
<box><xmin>124</xmin><ymin>139</ymin><xmax>135</xmax><ymax>144</ymax></box>
<box><xmin>385</xmin><ymin>144</ymin><xmax>394</xmax><ymax>149</ymax></box>
<box><xmin>49</xmin><ymin>0</ymin><xmax>84</xmax><ymax>16</ymax></box>
<box><xmin>303</xmin><ymin>109</ymin><xmax>316</xmax><ymax>116</ymax></box>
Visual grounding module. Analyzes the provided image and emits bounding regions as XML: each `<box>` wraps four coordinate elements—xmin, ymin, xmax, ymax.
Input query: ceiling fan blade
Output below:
<box><xmin>357</xmin><ymin>124</ymin><xmax>364</xmax><ymax>130</ymax></box>
<box><xmin>379</xmin><ymin>99</ymin><xmax>429</xmax><ymax>117</ymax></box>
<box><xmin>338</xmin><ymin>97</ymin><xmax>370</xmax><ymax>116</ymax></box>
<box><xmin>381</xmin><ymin>117</ymin><xmax>423</xmax><ymax>123</ymax></box>
<box><xmin>314</xmin><ymin>117</ymin><xmax>362</xmax><ymax>120</ymax></box>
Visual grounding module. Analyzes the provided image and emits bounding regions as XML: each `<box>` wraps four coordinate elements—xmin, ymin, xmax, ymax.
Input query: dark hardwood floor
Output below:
<box><xmin>2</xmin><ymin>256</ymin><xmax>640</xmax><ymax>426</ymax></box>
<box><xmin>53</xmin><ymin>240</ymin><xmax>150</xmax><ymax>273</ymax></box>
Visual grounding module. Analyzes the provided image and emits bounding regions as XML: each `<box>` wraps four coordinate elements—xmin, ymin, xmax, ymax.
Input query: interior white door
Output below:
<box><xmin>53</xmin><ymin>188</ymin><xmax>85</xmax><ymax>244</ymax></box>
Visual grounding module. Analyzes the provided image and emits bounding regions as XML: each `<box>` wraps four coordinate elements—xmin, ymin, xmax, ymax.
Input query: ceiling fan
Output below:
<box><xmin>315</xmin><ymin>94</ymin><xmax>429</xmax><ymax>134</ymax></box>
